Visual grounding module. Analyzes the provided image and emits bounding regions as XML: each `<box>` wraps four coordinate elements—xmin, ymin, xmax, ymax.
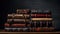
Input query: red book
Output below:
<box><xmin>5</xmin><ymin>23</ymin><xmax>10</xmax><ymax>27</ymax></box>
<box><xmin>31</xmin><ymin>14</ymin><xmax>51</xmax><ymax>18</ymax></box>
<box><xmin>11</xmin><ymin>24</ymin><xmax>26</xmax><ymax>27</ymax></box>
<box><xmin>35</xmin><ymin>27</ymin><xmax>42</xmax><ymax>32</ymax></box>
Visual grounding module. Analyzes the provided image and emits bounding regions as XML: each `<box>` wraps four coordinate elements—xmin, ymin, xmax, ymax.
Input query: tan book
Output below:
<box><xmin>31</xmin><ymin>18</ymin><xmax>53</xmax><ymax>20</ymax></box>
<box><xmin>7</xmin><ymin>19</ymin><xmax>30</xmax><ymax>22</ymax></box>
<box><xmin>8</xmin><ymin>14</ymin><xmax>29</xmax><ymax>19</ymax></box>
<box><xmin>11</xmin><ymin>24</ymin><xmax>26</xmax><ymax>27</ymax></box>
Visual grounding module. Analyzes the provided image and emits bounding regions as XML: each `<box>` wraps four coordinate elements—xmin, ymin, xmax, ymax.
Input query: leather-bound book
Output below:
<box><xmin>31</xmin><ymin>14</ymin><xmax>52</xmax><ymax>18</ymax></box>
<box><xmin>7</xmin><ymin>19</ymin><xmax>30</xmax><ymax>22</ymax></box>
<box><xmin>14</xmin><ymin>14</ymin><xmax>30</xmax><ymax>19</ymax></box>
<box><xmin>31</xmin><ymin>9</ymin><xmax>42</xmax><ymax>14</ymax></box>
<box><xmin>47</xmin><ymin>21</ymin><xmax>53</xmax><ymax>27</ymax></box>
<box><xmin>42</xmin><ymin>27</ymin><xmax>48</xmax><ymax>32</ymax></box>
<box><xmin>41</xmin><ymin>21</ymin><xmax>47</xmax><ymax>27</ymax></box>
<box><xmin>8</xmin><ymin>14</ymin><xmax>30</xmax><ymax>19</ymax></box>
<box><xmin>35</xmin><ymin>27</ymin><xmax>42</xmax><ymax>32</ymax></box>
<box><xmin>16</xmin><ymin>9</ymin><xmax>30</xmax><ymax>14</ymax></box>
<box><xmin>31</xmin><ymin>18</ymin><xmax>53</xmax><ymax>21</ymax></box>
<box><xmin>11</xmin><ymin>24</ymin><xmax>26</xmax><ymax>27</ymax></box>
<box><xmin>31</xmin><ymin>9</ymin><xmax>51</xmax><ymax>14</ymax></box>
<box><xmin>5</xmin><ymin>23</ymin><xmax>10</xmax><ymax>27</ymax></box>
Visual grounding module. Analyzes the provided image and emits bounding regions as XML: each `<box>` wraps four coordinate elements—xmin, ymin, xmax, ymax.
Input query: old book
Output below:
<box><xmin>5</xmin><ymin>23</ymin><xmax>10</xmax><ymax>27</ymax></box>
<box><xmin>11</xmin><ymin>24</ymin><xmax>26</xmax><ymax>27</ymax></box>
<box><xmin>48</xmin><ymin>27</ymin><xmax>54</xmax><ymax>31</ymax></box>
<box><xmin>35</xmin><ymin>27</ymin><xmax>42</xmax><ymax>32</ymax></box>
<box><xmin>5</xmin><ymin>27</ymin><xmax>29</xmax><ymax>32</ymax></box>
<box><xmin>7</xmin><ymin>19</ymin><xmax>30</xmax><ymax>22</ymax></box>
<box><xmin>31</xmin><ymin>21</ymin><xmax>40</xmax><ymax>27</ymax></box>
<box><xmin>41</xmin><ymin>21</ymin><xmax>47</xmax><ymax>27</ymax></box>
<box><xmin>31</xmin><ymin>18</ymin><xmax>53</xmax><ymax>21</ymax></box>
<box><xmin>42</xmin><ymin>27</ymin><xmax>48</xmax><ymax>32</ymax></box>
<box><xmin>31</xmin><ymin>9</ymin><xmax>42</xmax><ymax>14</ymax></box>
<box><xmin>31</xmin><ymin>9</ymin><xmax>51</xmax><ymax>14</ymax></box>
<box><xmin>30</xmin><ymin>27</ymin><xmax>43</xmax><ymax>32</ymax></box>
<box><xmin>8</xmin><ymin>14</ymin><xmax>30</xmax><ymax>19</ymax></box>
<box><xmin>16</xmin><ymin>9</ymin><xmax>30</xmax><ymax>14</ymax></box>
<box><xmin>47</xmin><ymin>21</ymin><xmax>53</xmax><ymax>27</ymax></box>
<box><xmin>31</xmin><ymin>14</ymin><xmax>52</xmax><ymax>18</ymax></box>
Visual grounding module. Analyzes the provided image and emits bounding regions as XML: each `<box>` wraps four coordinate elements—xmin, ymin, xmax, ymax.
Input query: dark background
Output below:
<box><xmin>0</xmin><ymin>0</ymin><xmax>60</xmax><ymax>31</ymax></box>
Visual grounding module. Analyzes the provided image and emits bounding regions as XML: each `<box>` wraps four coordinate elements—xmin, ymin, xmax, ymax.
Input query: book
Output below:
<box><xmin>41</xmin><ymin>21</ymin><xmax>47</xmax><ymax>27</ymax></box>
<box><xmin>31</xmin><ymin>21</ymin><xmax>40</xmax><ymax>27</ymax></box>
<box><xmin>47</xmin><ymin>21</ymin><xmax>53</xmax><ymax>27</ymax></box>
<box><xmin>5</xmin><ymin>23</ymin><xmax>10</xmax><ymax>27</ymax></box>
<box><xmin>31</xmin><ymin>14</ymin><xmax>52</xmax><ymax>18</ymax></box>
<box><xmin>16</xmin><ymin>9</ymin><xmax>30</xmax><ymax>14</ymax></box>
<box><xmin>11</xmin><ymin>24</ymin><xmax>26</xmax><ymax>27</ymax></box>
<box><xmin>35</xmin><ymin>27</ymin><xmax>42</xmax><ymax>32</ymax></box>
<box><xmin>31</xmin><ymin>9</ymin><xmax>51</xmax><ymax>14</ymax></box>
<box><xmin>7</xmin><ymin>19</ymin><xmax>30</xmax><ymax>22</ymax></box>
<box><xmin>32</xmin><ymin>18</ymin><xmax>52</xmax><ymax>20</ymax></box>
<box><xmin>8</xmin><ymin>14</ymin><xmax>30</xmax><ymax>19</ymax></box>
<box><xmin>5</xmin><ymin>27</ymin><xmax>29</xmax><ymax>32</ymax></box>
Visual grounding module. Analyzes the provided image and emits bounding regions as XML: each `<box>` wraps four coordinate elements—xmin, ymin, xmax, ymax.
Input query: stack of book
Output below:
<box><xmin>5</xmin><ymin>9</ymin><xmax>30</xmax><ymax>32</ymax></box>
<box><xmin>4</xmin><ymin>9</ymin><xmax>54</xmax><ymax>32</ymax></box>
<box><xmin>30</xmin><ymin>9</ymin><xmax>54</xmax><ymax>32</ymax></box>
